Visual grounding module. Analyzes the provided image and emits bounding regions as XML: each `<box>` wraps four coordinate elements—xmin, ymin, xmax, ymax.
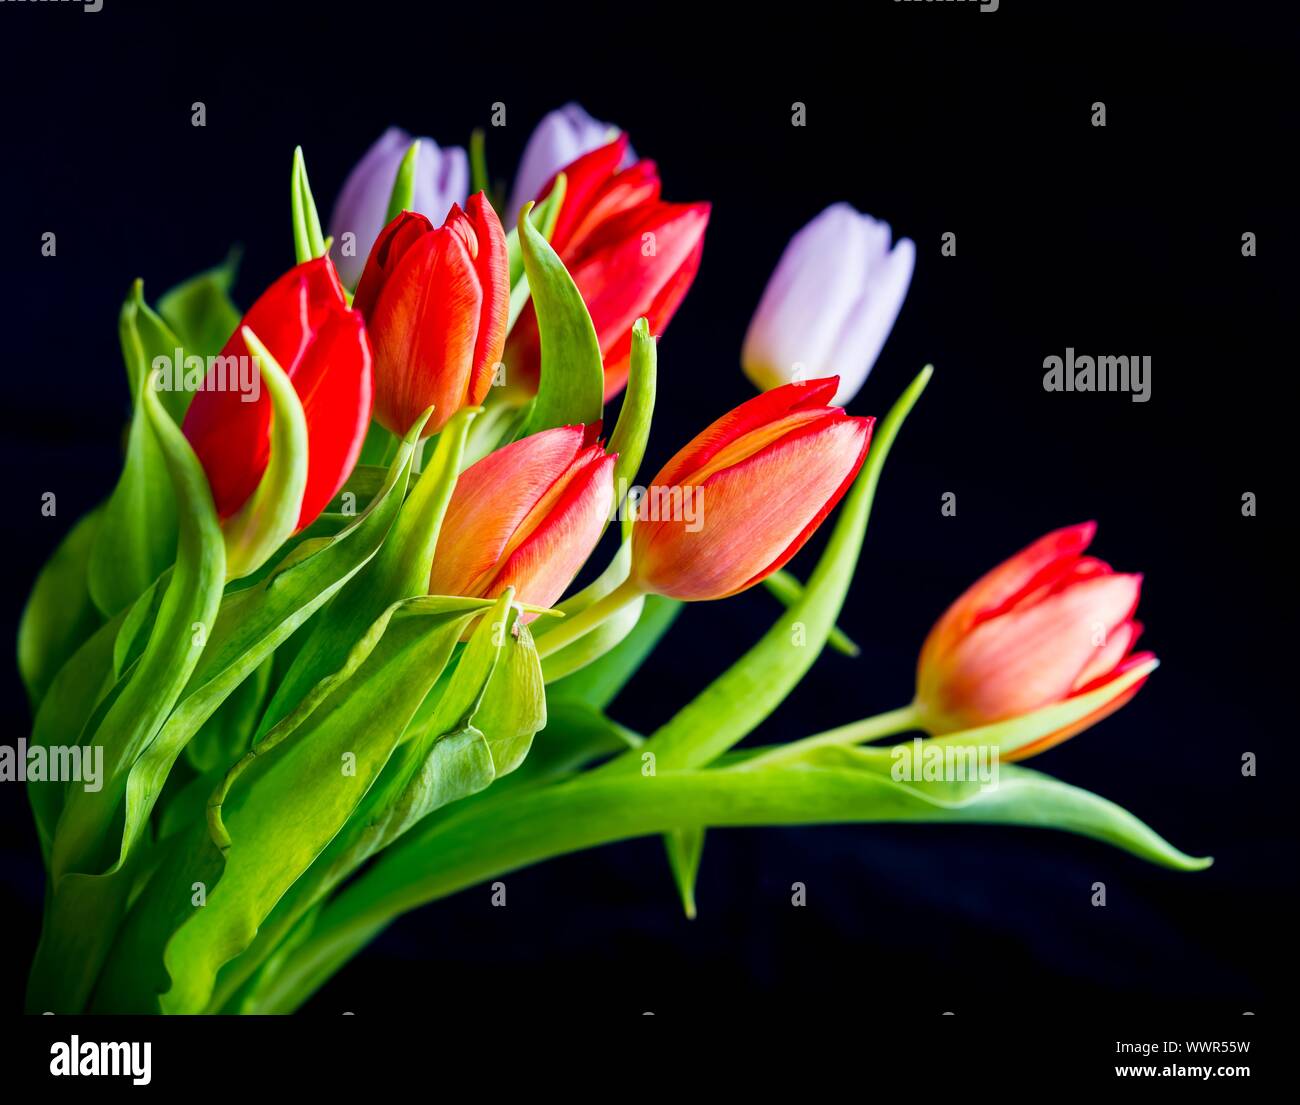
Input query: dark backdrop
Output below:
<box><xmin>0</xmin><ymin>2</ymin><xmax>1290</xmax><ymax>1014</ymax></box>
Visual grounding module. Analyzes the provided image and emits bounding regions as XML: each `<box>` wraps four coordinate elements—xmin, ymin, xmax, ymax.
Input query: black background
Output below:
<box><xmin>0</xmin><ymin>1</ymin><xmax>1291</xmax><ymax>1016</ymax></box>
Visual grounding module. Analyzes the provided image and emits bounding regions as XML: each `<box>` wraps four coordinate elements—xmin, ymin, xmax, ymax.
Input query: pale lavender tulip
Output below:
<box><xmin>328</xmin><ymin>127</ymin><xmax>469</xmax><ymax>288</ymax></box>
<box><xmin>742</xmin><ymin>203</ymin><xmax>915</xmax><ymax>406</ymax></box>
<box><xmin>506</xmin><ymin>102</ymin><xmax>634</xmax><ymax>223</ymax></box>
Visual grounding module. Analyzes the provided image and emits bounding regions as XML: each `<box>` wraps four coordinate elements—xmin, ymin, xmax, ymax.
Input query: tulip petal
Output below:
<box><xmin>651</xmin><ymin>377</ymin><xmax>840</xmax><ymax>490</ymax></box>
<box><xmin>506</xmin><ymin>103</ymin><xmax>627</xmax><ymax>230</ymax></box>
<box><xmin>428</xmin><ymin>425</ymin><xmax>587</xmax><ymax>597</ymax></box>
<box><xmin>921</xmin><ymin>571</ymin><xmax>1144</xmax><ymax>728</ymax></box>
<box><xmin>635</xmin><ymin>412</ymin><xmax>872</xmax><ymax>600</ymax></box>
<box><xmin>741</xmin><ymin>203</ymin><xmax>876</xmax><ymax>390</ymax></box>
<box><xmin>368</xmin><ymin>227</ymin><xmax>481</xmax><ymax>436</ymax></box>
<box><xmin>824</xmin><ymin>232</ymin><xmax>915</xmax><ymax>405</ymax></box>
<box><xmin>464</xmin><ymin>193</ymin><xmax>510</xmax><ymax>404</ymax></box>
<box><xmin>490</xmin><ymin>450</ymin><xmax>616</xmax><ymax>613</ymax></box>
<box><xmin>918</xmin><ymin>521</ymin><xmax>1097</xmax><ymax>671</ymax></box>
<box><xmin>290</xmin><ymin>309</ymin><xmax>373</xmax><ymax>528</ymax></box>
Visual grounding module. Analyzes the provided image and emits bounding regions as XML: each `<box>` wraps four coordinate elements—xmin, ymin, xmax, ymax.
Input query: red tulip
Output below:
<box><xmin>631</xmin><ymin>378</ymin><xmax>873</xmax><ymax>601</ymax></box>
<box><xmin>354</xmin><ymin>192</ymin><xmax>508</xmax><ymax>437</ymax></box>
<box><xmin>914</xmin><ymin>522</ymin><xmax>1155</xmax><ymax>759</ymax></box>
<box><xmin>505</xmin><ymin>135</ymin><xmax>709</xmax><ymax>400</ymax></box>
<box><xmin>181</xmin><ymin>256</ymin><xmax>372</xmax><ymax>531</ymax></box>
<box><xmin>428</xmin><ymin>424</ymin><xmax>615</xmax><ymax>616</ymax></box>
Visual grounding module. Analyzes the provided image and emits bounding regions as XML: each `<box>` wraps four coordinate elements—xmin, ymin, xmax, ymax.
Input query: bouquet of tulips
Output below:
<box><xmin>17</xmin><ymin>105</ymin><xmax>1208</xmax><ymax>1014</ymax></box>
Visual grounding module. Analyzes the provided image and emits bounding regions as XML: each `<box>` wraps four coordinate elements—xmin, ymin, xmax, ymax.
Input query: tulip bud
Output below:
<box><xmin>914</xmin><ymin>522</ymin><xmax>1155</xmax><ymax>759</ymax></box>
<box><xmin>429</xmin><ymin>424</ymin><xmax>615</xmax><ymax>616</ymax></box>
<box><xmin>631</xmin><ymin>378</ymin><xmax>873</xmax><ymax>601</ymax></box>
<box><xmin>506</xmin><ymin>102</ymin><xmax>635</xmax><ymax>228</ymax></box>
<box><xmin>505</xmin><ymin>135</ymin><xmax>709</xmax><ymax>400</ymax></box>
<box><xmin>355</xmin><ymin>193</ymin><xmax>509</xmax><ymax>438</ymax></box>
<box><xmin>328</xmin><ymin>126</ymin><xmax>469</xmax><ymax>288</ymax></box>
<box><xmin>743</xmin><ymin>203</ymin><xmax>914</xmax><ymax>406</ymax></box>
<box><xmin>181</xmin><ymin>257</ymin><xmax>372</xmax><ymax>531</ymax></box>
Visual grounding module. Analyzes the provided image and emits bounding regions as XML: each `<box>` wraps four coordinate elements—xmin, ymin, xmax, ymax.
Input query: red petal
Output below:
<box><xmin>464</xmin><ymin>192</ymin><xmax>509</xmax><ymax>405</ymax></box>
<box><xmin>353</xmin><ymin>211</ymin><xmax>434</xmax><ymax>319</ymax></box>
<box><xmin>368</xmin><ymin>227</ymin><xmax>481</xmax><ymax>436</ymax></box>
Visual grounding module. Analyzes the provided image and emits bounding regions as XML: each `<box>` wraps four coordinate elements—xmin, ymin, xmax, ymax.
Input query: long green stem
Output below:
<box><xmin>533</xmin><ymin>577</ymin><xmax>642</xmax><ymax>659</ymax></box>
<box><xmin>738</xmin><ymin>704</ymin><xmax>919</xmax><ymax>768</ymax></box>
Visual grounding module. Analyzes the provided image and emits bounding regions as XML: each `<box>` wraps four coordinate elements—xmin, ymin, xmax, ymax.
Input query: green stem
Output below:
<box><xmin>533</xmin><ymin>577</ymin><xmax>643</xmax><ymax>659</ymax></box>
<box><xmin>739</xmin><ymin>704</ymin><xmax>919</xmax><ymax>768</ymax></box>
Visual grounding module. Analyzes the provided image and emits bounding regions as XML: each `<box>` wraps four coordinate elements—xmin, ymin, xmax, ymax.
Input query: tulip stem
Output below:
<box><xmin>739</xmin><ymin>704</ymin><xmax>921</xmax><ymax>768</ymax></box>
<box><xmin>534</xmin><ymin>578</ymin><xmax>644</xmax><ymax>659</ymax></box>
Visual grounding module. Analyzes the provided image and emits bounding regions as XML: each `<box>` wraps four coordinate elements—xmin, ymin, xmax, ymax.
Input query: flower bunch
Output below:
<box><xmin>17</xmin><ymin>105</ymin><xmax>1206</xmax><ymax>1015</ymax></box>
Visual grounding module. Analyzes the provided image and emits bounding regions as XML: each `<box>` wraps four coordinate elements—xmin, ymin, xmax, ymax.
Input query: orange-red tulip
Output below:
<box><xmin>914</xmin><ymin>521</ymin><xmax>1155</xmax><ymax>759</ymax></box>
<box><xmin>354</xmin><ymin>192</ymin><xmax>508</xmax><ymax>437</ymax></box>
<box><xmin>429</xmin><ymin>424</ymin><xmax>615</xmax><ymax>616</ymax></box>
<box><xmin>631</xmin><ymin>378</ymin><xmax>873</xmax><ymax>601</ymax></box>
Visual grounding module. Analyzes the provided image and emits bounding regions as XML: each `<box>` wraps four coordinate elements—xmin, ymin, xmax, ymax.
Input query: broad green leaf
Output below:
<box><xmin>116</xmin><ymin>419</ymin><xmax>426</xmax><ymax>871</ymax></box>
<box><xmin>28</xmin><ymin>379</ymin><xmax>226</xmax><ymax>1013</ymax></box>
<box><xmin>18</xmin><ymin>505</ymin><xmax>104</xmax><ymax>710</ymax></box>
<box><xmin>87</xmin><ymin>281</ymin><xmax>184</xmax><ymax>615</ymax></box>
<box><xmin>256</xmin><ymin>407</ymin><xmax>473</xmax><ymax>739</ymax></box>
<box><xmin>161</xmin><ymin>596</ymin><xmax>491</xmax><ymax>1014</ymax></box>
<box><xmin>157</xmin><ymin>251</ymin><xmax>241</xmax><ymax>361</ymax></box>
<box><xmin>184</xmin><ymin>655</ymin><xmax>272</xmax><ymax>775</ymax></box>
<box><xmin>291</xmin><ymin>146</ymin><xmax>327</xmax><ymax>263</ymax></box>
<box><xmin>220</xmin><ymin>328</ymin><xmax>309</xmax><ymax>580</ymax></box>
<box><xmin>515</xmin><ymin>198</ymin><xmax>604</xmax><ymax>436</ymax></box>
<box><xmin>251</xmin><ymin>741</ymin><xmax>1207</xmax><ymax>1013</ymax></box>
<box><xmin>25</xmin><ymin>607</ymin><xmax>129</xmax><ymax>863</ymax></box>
<box><xmin>210</xmin><ymin>593</ymin><xmax>547</xmax><ymax>1011</ymax></box>
<box><xmin>385</xmin><ymin>139</ymin><xmax>420</xmax><ymax>223</ymax></box>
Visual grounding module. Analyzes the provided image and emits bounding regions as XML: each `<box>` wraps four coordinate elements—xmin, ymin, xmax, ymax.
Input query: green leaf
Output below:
<box><xmin>515</xmin><ymin>198</ymin><xmax>605</xmax><ymax>436</ymax></box>
<box><xmin>762</xmin><ymin>569</ymin><xmax>859</xmax><ymax>657</ymax></box>
<box><xmin>469</xmin><ymin>127</ymin><xmax>489</xmax><ymax>196</ymax></box>
<box><xmin>607</xmin><ymin>317</ymin><xmax>657</xmax><ymax>516</ymax></box>
<box><xmin>117</xmin><ymin>418</ymin><xmax>426</xmax><ymax>873</ymax></box>
<box><xmin>220</xmin><ymin>327</ymin><xmax>309</xmax><ymax>580</ymax></box>
<box><xmin>385</xmin><ymin>139</ymin><xmax>421</xmax><ymax>223</ymax></box>
<box><xmin>664</xmin><ymin>828</ymin><xmax>704</xmax><ymax>919</ymax></box>
<box><xmin>205</xmin><ymin>592</ymin><xmax>544</xmax><ymax>1012</ymax></box>
<box><xmin>87</xmin><ymin>281</ymin><xmax>184</xmax><ymax>615</ymax></box>
<box><xmin>160</xmin><ymin>596</ymin><xmax>492</xmax><ymax>1014</ymax></box>
<box><xmin>18</xmin><ymin>505</ymin><xmax>104</xmax><ymax>710</ymax></box>
<box><xmin>505</xmin><ymin>175</ymin><xmax>566</xmax><ymax>291</ymax></box>
<box><xmin>27</xmin><ymin>375</ymin><xmax>226</xmax><ymax>1013</ymax></box>
<box><xmin>157</xmin><ymin>251</ymin><xmax>241</xmax><ymax>360</ymax></box>
<box><xmin>184</xmin><ymin>655</ymin><xmax>273</xmax><ymax>774</ymax></box>
<box><xmin>256</xmin><ymin>408</ymin><xmax>473</xmax><ymax>738</ymax></box>
<box><xmin>252</xmin><ymin>739</ymin><xmax>1206</xmax><ymax>1013</ymax></box>
<box><xmin>504</xmin><ymin>180</ymin><xmax>565</xmax><ymax>336</ymax></box>
<box><xmin>291</xmin><ymin>146</ymin><xmax>327</xmax><ymax>263</ymax></box>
